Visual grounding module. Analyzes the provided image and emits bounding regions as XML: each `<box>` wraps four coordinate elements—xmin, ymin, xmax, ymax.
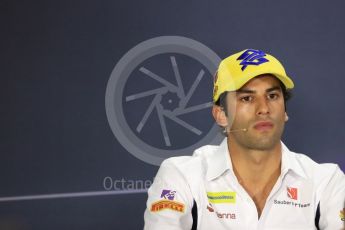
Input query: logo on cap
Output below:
<box><xmin>237</xmin><ymin>49</ymin><xmax>269</xmax><ymax>71</ymax></box>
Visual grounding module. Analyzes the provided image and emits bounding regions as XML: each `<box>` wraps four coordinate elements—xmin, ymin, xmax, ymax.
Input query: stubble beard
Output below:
<box><xmin>229</xmin><ymin>122</ymin><xmax>285</xmax><ymax>151</ymax></box>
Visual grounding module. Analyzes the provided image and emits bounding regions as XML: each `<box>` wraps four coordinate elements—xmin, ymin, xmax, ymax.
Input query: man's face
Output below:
<box><xmin>225</xmin><ymin>74</ymin><xmax>287</xmax><ymax>151</ymax></box>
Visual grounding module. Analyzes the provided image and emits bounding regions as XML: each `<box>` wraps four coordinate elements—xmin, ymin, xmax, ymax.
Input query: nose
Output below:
<box><xmin>256</xmin><ymin>97</ymin><xmax>270</xmax><ymax>116</ymax></box>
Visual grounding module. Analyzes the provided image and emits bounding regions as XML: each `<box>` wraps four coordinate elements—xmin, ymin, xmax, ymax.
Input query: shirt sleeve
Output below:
<box><xmin>144</xmin><ymin>158</ymin><xmax>195</xmax><ymax>230</ymax></box>
<box><xmin>319</xmin><ymin>166</ymin><xmax>345</xmax><ymax>230</ymax></box>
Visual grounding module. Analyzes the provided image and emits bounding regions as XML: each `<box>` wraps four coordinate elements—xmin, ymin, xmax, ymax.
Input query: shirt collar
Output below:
<box><xmin>206</xmin><ymin>138</ymin><xmax>232</xmax><ymax>181</ymax></box>
<box><xmin>206</xmin><ymin>139</ymin><xmax>307</xmax><ymax>181</ymax></box>
<box><xmin>281</xmin><ymin>142</ymin><xmax>307</xmax><ymax>179</ymax></box>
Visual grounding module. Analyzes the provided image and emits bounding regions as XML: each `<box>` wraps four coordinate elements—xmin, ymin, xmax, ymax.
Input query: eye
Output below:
<box><xmin>240</xmin><ymin>96</ymin><xmax>253</xmax><ymax>102</ymax></box>
<box><xmin>267</xmin><ymin>93</ymin><xmax>279</xmax><ymax>100</ymax></box>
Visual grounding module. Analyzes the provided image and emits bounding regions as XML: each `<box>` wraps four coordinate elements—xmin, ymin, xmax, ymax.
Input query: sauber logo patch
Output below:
<box><xmin>287</xmin><ymin>187</ymin><xmax>298</xmax><ymax>200</ymax></box>
<box><xmin>207</xmin><ymin>191</ymin><xmax>236</xmax><ymax>204</ymax></box>
<box><xmin>150</xmin><ymin>200</ymin><xmax>185</xmax><ymax>213</ymax></box>
<box><xmin>274</xmin><ymin>186</ymin><xmax>310</xmax><ymax>208</ymax></box>
<box><xmin>340</xmin><ymin>208</ymin><xmax>345</xmax><ymax>221</ymax></box>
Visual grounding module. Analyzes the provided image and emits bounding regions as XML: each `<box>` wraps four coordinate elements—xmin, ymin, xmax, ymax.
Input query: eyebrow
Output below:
<box><xmin>236</xmin><ymin>86</ymin><xmax>281</xmax><ymax>94</ymax></box>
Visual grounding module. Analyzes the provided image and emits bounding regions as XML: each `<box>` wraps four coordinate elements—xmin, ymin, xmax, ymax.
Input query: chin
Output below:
<box><xmin>245</xmin><ymin>136</ymin><xmax>281</xmax><ymax>151</ymax></box>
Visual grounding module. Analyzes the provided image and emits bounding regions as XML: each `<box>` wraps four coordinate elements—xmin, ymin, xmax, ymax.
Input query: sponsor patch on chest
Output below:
<box><xmin>207</xmin><ymin>191</ymin><xmax>236</xmax><ymax>204</ymax></box>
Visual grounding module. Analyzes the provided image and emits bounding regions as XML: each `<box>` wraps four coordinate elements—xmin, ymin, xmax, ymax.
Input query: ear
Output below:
<box><xmin>285</xmin><ymin>112</ymin><xmax>289</xmax><ymax>122</ymax></box>
<box><xmin>212</xmin><ymin>105</ymin><xmax>228</xmax><ymax>127</ymax></box>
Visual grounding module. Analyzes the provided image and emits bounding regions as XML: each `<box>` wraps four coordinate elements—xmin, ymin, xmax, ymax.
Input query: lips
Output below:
<box><xmin>253</xmin><ymin>121</ymin><xmax>274</xmax><ymax>131</ymax></box>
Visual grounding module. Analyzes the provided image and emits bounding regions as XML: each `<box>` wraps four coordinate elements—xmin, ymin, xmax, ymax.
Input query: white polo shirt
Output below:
<box><xmin>144</xmin><ymin>139</ymin><xmax>345</xmax><ymax>230</ymax></box>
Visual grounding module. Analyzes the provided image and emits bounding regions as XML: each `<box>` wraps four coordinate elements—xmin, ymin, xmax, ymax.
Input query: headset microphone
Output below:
<box><xmin>229</xmin><ymin>128</ymin><xmax>247</xmax><ymax>133</ymax></box>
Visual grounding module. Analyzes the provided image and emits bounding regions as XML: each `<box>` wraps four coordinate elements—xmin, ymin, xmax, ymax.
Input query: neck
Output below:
<box><xmin>227</xmin><ymin>139</ymin><xmax>282</xmax><ymax>184</ymax></box>
<box><xmin>227</xmin><ymin>138</ymin><xmax>282</xmax><ymax>218</ymax></box>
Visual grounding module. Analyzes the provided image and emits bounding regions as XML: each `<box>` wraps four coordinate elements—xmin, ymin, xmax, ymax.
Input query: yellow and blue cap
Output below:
<box><xmin>213</xmin><ymin>49</ymin><xmax>294</xmax><ymax>103</ymax></box>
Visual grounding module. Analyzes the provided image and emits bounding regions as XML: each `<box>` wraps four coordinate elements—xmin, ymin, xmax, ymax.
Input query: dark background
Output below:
<box><xmin>1</xmin><ymin>0</ymin><xmax>345</xmax><ymax>229</ymax></box>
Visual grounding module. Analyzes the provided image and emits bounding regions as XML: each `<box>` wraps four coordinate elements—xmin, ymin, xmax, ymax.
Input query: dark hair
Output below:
<box><xmin>215</xmin><ymin>80</ymin><xmax>292</xmax><ymax>115</ymax></box>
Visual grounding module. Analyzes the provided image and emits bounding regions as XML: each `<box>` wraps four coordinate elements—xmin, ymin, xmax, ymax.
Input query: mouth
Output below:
<box><xmin>253</xmin><ymin>121</ymin><xmax>274</xmax><ymax>131</ymax></box>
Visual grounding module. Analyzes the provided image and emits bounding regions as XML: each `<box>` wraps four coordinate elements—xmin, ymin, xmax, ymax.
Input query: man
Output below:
<box><xmin>144</xmin><ymin>49</ymin><xmax>345</xmax><ymax>229</ymax></box>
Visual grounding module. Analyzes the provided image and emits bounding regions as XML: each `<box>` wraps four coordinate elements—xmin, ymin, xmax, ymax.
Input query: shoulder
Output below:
<box><xmin>294</xmin><ymin>152</ymin><xmax>340</xmax><ymax>174</ymax></box>
<box><xmin>158</xmin><ymin>144</ymin><xmax>219</xmax><ymax>181</ymax></box>
<box><xmin>289</xmin><ymin>152</ymin><xmax>345</xmax><ymax>229</ymax></box>
<box><xmin>289</xmin><ymin>151</ymin><xmax>345</xmax><ymax>190</ymax></box>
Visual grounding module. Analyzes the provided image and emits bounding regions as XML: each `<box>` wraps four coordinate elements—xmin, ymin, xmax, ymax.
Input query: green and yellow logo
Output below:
<box><xmin>207</xmin><ymin>191</ymin><xmax>236</xmax><ymax>204</ymax></box>
<box><xmin>340</xmin><ymin>208</ymin><xmax>345</xmax><ymax>221</ymax></box>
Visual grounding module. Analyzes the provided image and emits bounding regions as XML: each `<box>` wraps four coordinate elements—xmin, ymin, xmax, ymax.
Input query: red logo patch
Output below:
<box><xmin>206</xmin><ymin>203</ymin><xmax>236</xmax><ymax>219</ymax></box>
<box><xmin>287</xmin><ymin>187</ymin><xmax>298</xmax><ymax>200</ymax></box>
<box><xmin>207</xmin><ymin>204</ymin><xmax>214</xmax><ymax>212</ymax></box>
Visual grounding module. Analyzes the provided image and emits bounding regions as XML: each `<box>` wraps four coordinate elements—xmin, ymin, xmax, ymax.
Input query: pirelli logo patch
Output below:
<box><xmin>150</xmin><ymin>200</ymin><xmax>185</xmax><ymax>213</ymax></box>
<box><xmin>207</xmin><ymin>191</ymin><xmax>236</xmax><ymax>204</ymax></box>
